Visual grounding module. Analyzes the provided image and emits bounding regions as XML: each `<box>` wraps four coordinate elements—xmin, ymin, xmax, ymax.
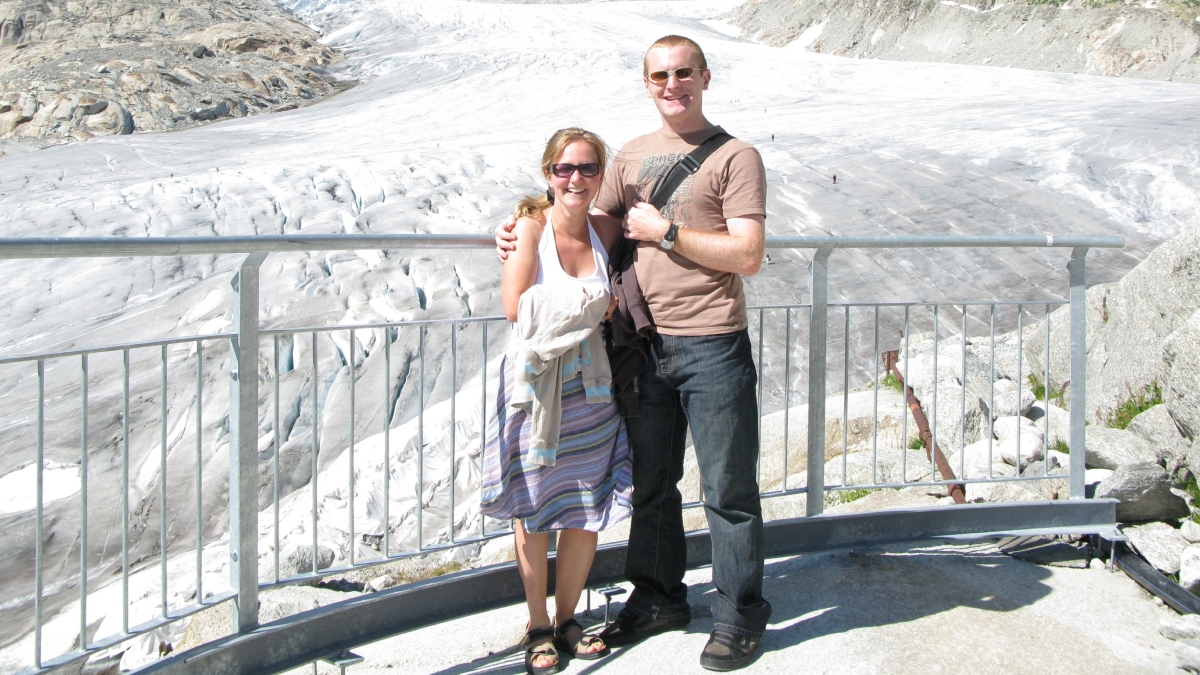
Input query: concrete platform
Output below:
<box><xmin>290</xmin><ymin>540</ymin><xmax>1179</xmax><ymax>674</ymax></box>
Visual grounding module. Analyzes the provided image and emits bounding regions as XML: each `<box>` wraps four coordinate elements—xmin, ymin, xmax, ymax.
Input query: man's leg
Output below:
<box><xmin>612</xmin><ymin>335</ymin><xmax>692</xmax><ymax>627</ymax></box>
<box><xmin>675</xmin><ymin>330</ymin><xmax>771</xmax><ymax>642</ymax></box>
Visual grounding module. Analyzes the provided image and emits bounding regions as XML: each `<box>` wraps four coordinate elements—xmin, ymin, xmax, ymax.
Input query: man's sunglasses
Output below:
<box><xmin>645</xmin><ymin>67</ymin><xmax>707</xmax><ymax>84</ymax></box>
<box><xmin>550</xmin><ymin>163</ymin><xmax>601</xmax><ymax>178</ymax></box>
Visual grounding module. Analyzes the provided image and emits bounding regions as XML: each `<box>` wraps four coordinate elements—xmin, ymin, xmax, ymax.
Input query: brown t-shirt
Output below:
<box><xmin>594</xmin><ymin>126</ymin><xmax>767</xmax><ymax>336</ymax></box>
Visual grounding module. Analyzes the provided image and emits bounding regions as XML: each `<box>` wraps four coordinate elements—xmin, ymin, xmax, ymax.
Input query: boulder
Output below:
<box><xmin>945</xmin><ymin>439</ymin><xmax>1016</xmax><ymax>480</ymax></box>
<box><xmin>278</xmin><ymin>544</ymin><xmax>335</xmax><ymax>584</ymax></box>
<box><xmin>1026</xmin><ymin>403</ymin><xmax>1071</xmax><ymax>450</ymax></box>
<box><xmin>1085</xmin><ymin>426</ymin><xmax>1158</xmax><ymax>469</ymax></box>
<box><xmin>1096</xmin><ymin>462</ymin><xmax>1189</xmax><ymax>522</ymax></box>
<box><xmin>968</xmin><ymin>480</ymin><xmax>1044</xmax><ymax>504</ymax></box>
<box><xmin>1183</xmin><ymin>519</ymin><xmax>1200</xmax><ymax>543</ymax></box>
<box><xmin>1165</xmin><ymin>309</ymin><xmax>1200</xmax><ymax>441</ymax></box>
<box><xmin>1123</xmin><ymin>521</ymin><xmax>1189</xmax><ymax>574</ymax></box>
<box><xmin>1127</xmin><ymin>404</ymin><xmax>1191</xmax><ymax>474</ymax></box>
<box><xmin>990</xmin><ymin>377</ymin><xmax>1037</xmax><ymax>418</ymax></box>
<box><xmin>1182</xmin><ymin>545</ymin><xmax>1200</xmax><ymax>594</ymax></box>
<box><xmin>1163</xmin><ymin>614</ymin><xmax>1200</xmax><ymax>641</ymax></box>
<box><xmin>993</xmin><ymin>416</ymin><xmax>1044</xmax><ymax>468</ymax></box>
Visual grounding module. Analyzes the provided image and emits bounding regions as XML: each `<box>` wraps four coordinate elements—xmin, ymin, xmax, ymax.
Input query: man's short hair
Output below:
<box><xmin>643</xmin><ymin>35</ymin><xmax>708</xmax><ymax>77</ymax></box>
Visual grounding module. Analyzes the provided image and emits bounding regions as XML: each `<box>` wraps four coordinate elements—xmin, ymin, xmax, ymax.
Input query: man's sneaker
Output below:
<box><xmin>595</xmin><ymin>610</ymin><xmax>691</xmax><ymax>647</ymax></box>
<box><xmin>699</xmin><ymin>629</ymin><xmax>762</xmax><ymax>671</ymax></box>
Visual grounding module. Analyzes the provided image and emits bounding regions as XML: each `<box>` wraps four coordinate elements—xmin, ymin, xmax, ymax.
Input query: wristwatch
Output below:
<box><xmin>660</xmin><ymin>223</ymin><xmax>680</xmax><ymax>251</ymax></box>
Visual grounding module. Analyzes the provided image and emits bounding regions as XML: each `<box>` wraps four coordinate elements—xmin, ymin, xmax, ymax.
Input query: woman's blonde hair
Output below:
<box><xmin>514</xmin><ymin>127</ymin><xmax>608</xmax><ymax>219</ymax></box>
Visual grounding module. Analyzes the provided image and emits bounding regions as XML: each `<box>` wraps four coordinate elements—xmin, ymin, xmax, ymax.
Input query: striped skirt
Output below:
<box><xmin>480</xmin><ymin>355</ymin><xmax>633</xmax><ymax>533</ymax></box>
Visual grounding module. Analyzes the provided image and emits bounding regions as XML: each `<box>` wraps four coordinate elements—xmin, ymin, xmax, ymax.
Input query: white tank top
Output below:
<box><xmin>534</xmin><ymin>213</ymin><xmax>612</xmax><ymax>293</ymax></box>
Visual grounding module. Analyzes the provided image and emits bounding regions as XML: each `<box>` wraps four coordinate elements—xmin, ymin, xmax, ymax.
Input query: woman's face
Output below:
<box><xmin>546</xmin><ymin>140</ymin><xmax>602</xmax><ymax>210</ymax></box>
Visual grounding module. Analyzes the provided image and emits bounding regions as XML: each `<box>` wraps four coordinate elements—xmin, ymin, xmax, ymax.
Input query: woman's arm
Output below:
<box><xmin>501</xmin><ymin>217</ymin><xmax>544</xmax><ymax>321</ymax></box>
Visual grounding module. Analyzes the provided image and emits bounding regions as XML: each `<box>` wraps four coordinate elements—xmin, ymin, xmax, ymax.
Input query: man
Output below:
<box><xmin>499</xmin><ymin>35</ymin><xmax>770</xmax><ymax>671</ymax></box>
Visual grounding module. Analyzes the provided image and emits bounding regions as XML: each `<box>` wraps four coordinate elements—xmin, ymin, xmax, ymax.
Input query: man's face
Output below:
<box><xmin>643</xmin><ymin>45</ymin><xmax>710</xmax><ymax>121</ymax></box>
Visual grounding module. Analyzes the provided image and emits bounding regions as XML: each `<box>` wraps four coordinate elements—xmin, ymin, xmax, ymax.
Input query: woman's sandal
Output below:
<box><xmin>523</xmin><ymin>626</ymin><xmax>562</xmax><ymax>675</ymax></box>
<box><xmin>555</xmin><ymin>618</ymin><xmax>611</xmax><ymax>660</ymax></box>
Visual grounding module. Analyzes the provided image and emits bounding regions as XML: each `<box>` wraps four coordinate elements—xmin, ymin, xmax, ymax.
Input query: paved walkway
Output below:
<box><xmin>293</xmin><ymin>540</ymin><xmax>1180</xmax><ymax>674</ymax></box>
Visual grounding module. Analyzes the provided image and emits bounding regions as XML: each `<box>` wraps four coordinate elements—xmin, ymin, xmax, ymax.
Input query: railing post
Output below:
<box><xmin>807</xmin><ymin>248</ymin><xmax>832</xmax><ymax>516</ymax></box>
<box><xmin>229</xmin><ymin>253</ymin><xmax>267</xmax><ymax>632</ymax></box>
<box><xmin>1068</xmin><ymin>247</ymin><xmax>1088</xmax><ymax>499</ymax></box>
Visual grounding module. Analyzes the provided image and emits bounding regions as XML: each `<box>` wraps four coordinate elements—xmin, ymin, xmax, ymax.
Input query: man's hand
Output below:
<box><xmin>623</xmin><ymin>201</ymin><xmax>672</xmax><ymax>244</ymax></box>
<box><xmin>603</xmin><ymin>293</ymin><xmax>618</xmax><ymax>321</ymax></box>
<box><xmin>495</xmin><ymin>214</ymin><xmax>518</xmax><ymax>262</ymax></box>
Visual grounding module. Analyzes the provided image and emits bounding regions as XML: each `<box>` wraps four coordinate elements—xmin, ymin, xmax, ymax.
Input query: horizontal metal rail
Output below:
<box><xmin>0</xmin><ymin>233</ymin><xmax>1124</xmax><ymax>260</ymax></box>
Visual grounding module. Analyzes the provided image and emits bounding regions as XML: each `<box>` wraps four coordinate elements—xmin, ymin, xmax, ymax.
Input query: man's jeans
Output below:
<box><xmin>622</xmin><ymin>328</ymin><xmax>772</xmax><ymax>638</ymax></box>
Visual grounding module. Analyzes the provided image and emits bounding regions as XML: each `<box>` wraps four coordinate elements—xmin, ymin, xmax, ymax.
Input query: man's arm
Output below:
<box><xmin>623</xmin><ymin>201</ymin><xmax>765</xmax><ymax>276</ymax></box>
<box><xmin>495</xmin><ymin>207</ymin><xmax>623</xmax><ymax>261</ymax></box>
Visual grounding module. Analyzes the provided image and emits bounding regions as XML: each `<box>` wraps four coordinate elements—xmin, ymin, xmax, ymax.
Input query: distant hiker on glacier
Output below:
<box><xmin>482</xmin><ymin>127</ymin><xmax>631</xmax><ymax>675</ymax></box>
<box><xmin>498</xmin><ymin>35</ymin><xmax>771</xmax><ymax>672</ymax></box>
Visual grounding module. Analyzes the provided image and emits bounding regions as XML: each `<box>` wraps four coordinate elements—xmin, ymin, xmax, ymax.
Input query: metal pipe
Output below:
<box><xmin>349</xmin><ymin>329</ymin><xmax>356</xmax><ymax>567</ymax></box>
<box><xmin>842</xmin><ymin>306</ymin><xmax>850</xmax><ymax>487</ymax></box>
<box><xmin>959</xmin><ymin>305</ymin><xmax>967</xmax><ymax>480</ymax></box>
<box><xmin>872</xmin><ymin>306</ymin><xmax>879</xmax><ymax>485</ymax></box>
<box><xmin>273</xmin><ymin>336</ymin><xmax>281</xmax><ymax>583</ymax></box>
<box><xmin>35</xmin><ymin>359</ymin><xmax>44</xmax><ymax>668</ymax></box>
<box><xmin>1044</xmin><ymin>304</ymin><xmax>1052</xmax><ymax>478</ymax></box>
<box><xmin>229</xmin><ymin>253</ymin><xmax>265</xmax><ymax>633</ymax></box>
<box><xmin>783</xmin><ymin>307</ymin><xmax>791</xmax><ymax>492</ymax></box>
<box><xmin>418</xmin><ymin>325</ymin><xmax>425</xmax><ymax>550</ymax></box>
<box><xmin>806</xmin><ymin>249</ymin><xmax>831</xmax><ymax>515</ymax></box>
<box><xmin>883</xmin><ymin>351</ymin><xmax>966</xmax><ymax>503</ymax></box>
<box><xmin>480</xmin><ymin>322</ymin><xmax>488</xmax><ymax>539</ymax></box>
<box><xmin>757</xmin><ymin>308</ymin><xmax>765</xmax><ymax>487</ymax></box>
<box><xmin>79</xmin><ymin>354</ymin><xmax>89</xmax><ymax>649</ymax></box>
<box><xmin>1068</xmin><ymin>248</ymin><xmax>1089</xmax><ymax>498</ymax></box>
<box><xmin>1016</xmin><ymin>305</ymin><xmax>1024</xmax><ymax>472</ymax></box>
<box><xmin>196</xmin><ymin>341</ymin><xmax>204</xmax><ymax>604</ymax></box>
<box><xmin>311</xmin><ymin>331</ymin><xmax>319</xmax><ymax>576</ymax></box>
<box><xmin>450</xmin><ymin>324</ymin><xmax>457</xmax><ymax>544</ymax></box>
<box><xmin>901</xmin><ymin>307</ymin><xmax>910</xmax><ymax>483</ymax></box>
<box><xmin>122</xmin><ymin>348</ymin><xmax>130</xmax><ymax>634</ymax></box>
<box><xmin>0</xmin><ymin>233</ymin><xmax>1123</xmax><ymax>260</ymax></box>
<box><xmin>161</xmin><ymin>344</ymin><xmax>169</xmax><ymax>619</ymax></box>
<box><xmin>932</xmin><ymin>306</ymin><xmax>940</xmax><ymax>482</ymax></box>
<box><xmin>384</xmin><ymin>329</ymin><xmax>392</xmax><ymax>556</ymax></box>
<box><xmin>989</xmin><ymin>306</ymin><xmax>996</xmax><ymax>480</ymax></box>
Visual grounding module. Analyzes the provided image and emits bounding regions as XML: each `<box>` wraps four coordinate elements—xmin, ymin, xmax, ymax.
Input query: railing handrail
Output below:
<box><xmin>0</xmin><ymin>233</ymin><xmax>1124</xmax><ymax>259</ymax></box>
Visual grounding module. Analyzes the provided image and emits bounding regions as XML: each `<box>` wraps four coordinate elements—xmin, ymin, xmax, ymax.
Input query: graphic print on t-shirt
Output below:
<box><xmin>636</xmin><ymin>152</ymin><xmax>693</xmax><ymax>222</ymax></box>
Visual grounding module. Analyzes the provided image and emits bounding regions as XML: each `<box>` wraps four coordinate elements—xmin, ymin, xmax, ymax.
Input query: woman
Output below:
<box><xmin>480</xmin><ymin>128</ymin><xmax>632</xmax><ymax>675</ymax></box>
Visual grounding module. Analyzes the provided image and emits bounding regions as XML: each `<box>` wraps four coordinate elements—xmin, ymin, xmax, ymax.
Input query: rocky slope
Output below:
<box><xmin>728</xmin><ymin>0</ymin><xmax>1200</xmax><ymax>82</ymax></box>
<box><xmin>0</xmin><ymin>0</ymin><xmax>344</xmax><ymax>155</ymax></box>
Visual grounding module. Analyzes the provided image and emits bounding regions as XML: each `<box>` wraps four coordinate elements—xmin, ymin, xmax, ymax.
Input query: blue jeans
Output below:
<box><xmin>622</xmin><ymin>329</ymin><xmax>771</xmax><ymax>638</ymax></box>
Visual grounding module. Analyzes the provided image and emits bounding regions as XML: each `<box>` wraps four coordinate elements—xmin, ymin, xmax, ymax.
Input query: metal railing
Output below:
<box><xmin>0</xmin><ymin>233</ymin><xmax>1122</xmax><ymax>674</ymax></box>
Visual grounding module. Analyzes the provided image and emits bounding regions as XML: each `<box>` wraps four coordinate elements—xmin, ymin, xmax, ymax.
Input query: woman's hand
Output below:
<box><xmin>495</xmin><ymin>215</ymin><xmax>518</xmax><ymax>262</ymax></box>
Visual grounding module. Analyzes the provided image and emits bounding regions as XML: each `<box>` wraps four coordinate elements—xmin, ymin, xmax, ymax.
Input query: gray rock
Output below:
<box><xmin>1180</xmin><ymin>639</ymin><xmax>1200</xmax><ymax>674</ymax></box>
<box><xmin>1163</xmin><ymin>614</ymin><xmax>1200</xmax><ymax>641</ymax></box>
<box><xmin>1085</xmin><ymin>426</ymin><xmax>1159</xmax><ymax>470</ymax></box>
<box><xmin>1095</xmin><ymin>462</ymin><xmax>1190</xmax><ymax>522</ymax></box>
<box><xmin>1181</xmin><ymin>545</ymin><xmax>1200</xmax><ymax>594</ymax></box>
<box><xmin>279</xmin><ymin>544</ymin><xmax>335</xmax><ymax>584</ymax></box>
<box><xmin>1085</xmin><ymin>468</ymin><xmax>1114</xmax><ymax>486</ymax></box>
<box><xmin>367</xmin><ymin>575</ymin><xmax>394</xmax><ymax>593</ymax></box>
<box><xmin>1165</xmin><ymin>309</ymin><xmax>1200</xmax><ymax>442</ymax></box>
<box><xmin>1026</xmin><ymin>402</ymin><xmax>1071</xmax><ymax>449</ymax></box>
<box><xmin>1124</xmin><ymin>521</ymin><xmax>1190</xmax><ymax>575</ymax></box>
<box><xmin>1127</xmin><ymin>405</ymin><xmax>1190</xmax><ymax>474</ymax></box>
<box><xmin>1183</xmin><ymin>519</ymin><xmax>1200</xmax><ymax>544</ymax></box>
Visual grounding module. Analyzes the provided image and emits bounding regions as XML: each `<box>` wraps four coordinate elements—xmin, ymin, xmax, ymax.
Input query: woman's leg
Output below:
<box><xmin>554</xmin><ymin>528</ymin><xmax>604</xmax><ymax>654</ymax></box>
<box><xmin>516</xmin><ymin>520</ymin><xmax>552</xmax><ymax>627</ymax></box>
<box><xmin>515</xmin><ymin>521</ymin><xmax>556</xmax><ymax>669</ymax></box>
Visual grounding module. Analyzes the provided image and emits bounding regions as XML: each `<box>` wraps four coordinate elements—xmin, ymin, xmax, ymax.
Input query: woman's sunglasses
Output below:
<box><xmin>646</xmin><ymin>67</ymin><xmax>707</xmax><ymax>84</ymax></box>
<box><xmin>550</xmin><ymin>163</ymin><xmax>601</xmax><ymax>178</ymax></box>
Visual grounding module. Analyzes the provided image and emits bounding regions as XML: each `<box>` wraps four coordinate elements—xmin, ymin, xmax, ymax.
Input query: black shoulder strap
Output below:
<box><xmin>647</xmin><ymin>132</ymin><xmax>734</xmax><ymax>210</ymax></box>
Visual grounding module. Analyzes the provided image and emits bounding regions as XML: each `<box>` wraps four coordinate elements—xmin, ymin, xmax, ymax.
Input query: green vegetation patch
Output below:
<box><xmin>1051</xmin><ymin>438</ymin><xmax>1070</xmax><ymax>455</ymax></box>
<box><xmin>909</xmin><ymin>435</ymin><xmax>926</xmax><ymax>451</ymax></box>
<box><xmin>825</xmin><ymin>488</ymin><xmax>878</xmax><ymax>507</ymax></box>
<box><xmin>1185</xmin><ymin>475</ymin><xmax>1200</xmax><ymax>525</ymax></box>
<box><xmin>1105</xmin><ymin>382</ymin><xmax>1163</xmax><ymax>430</ymax></box>
<box><xmin>1028</xmin><ymin>373</ymin><xmax>1068</xmax><ymax>408</ymax></box>
<box><xmin>882</xmin><ymin>372</ymin><xmax>904</xmax><ymax>393</ymax></box>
